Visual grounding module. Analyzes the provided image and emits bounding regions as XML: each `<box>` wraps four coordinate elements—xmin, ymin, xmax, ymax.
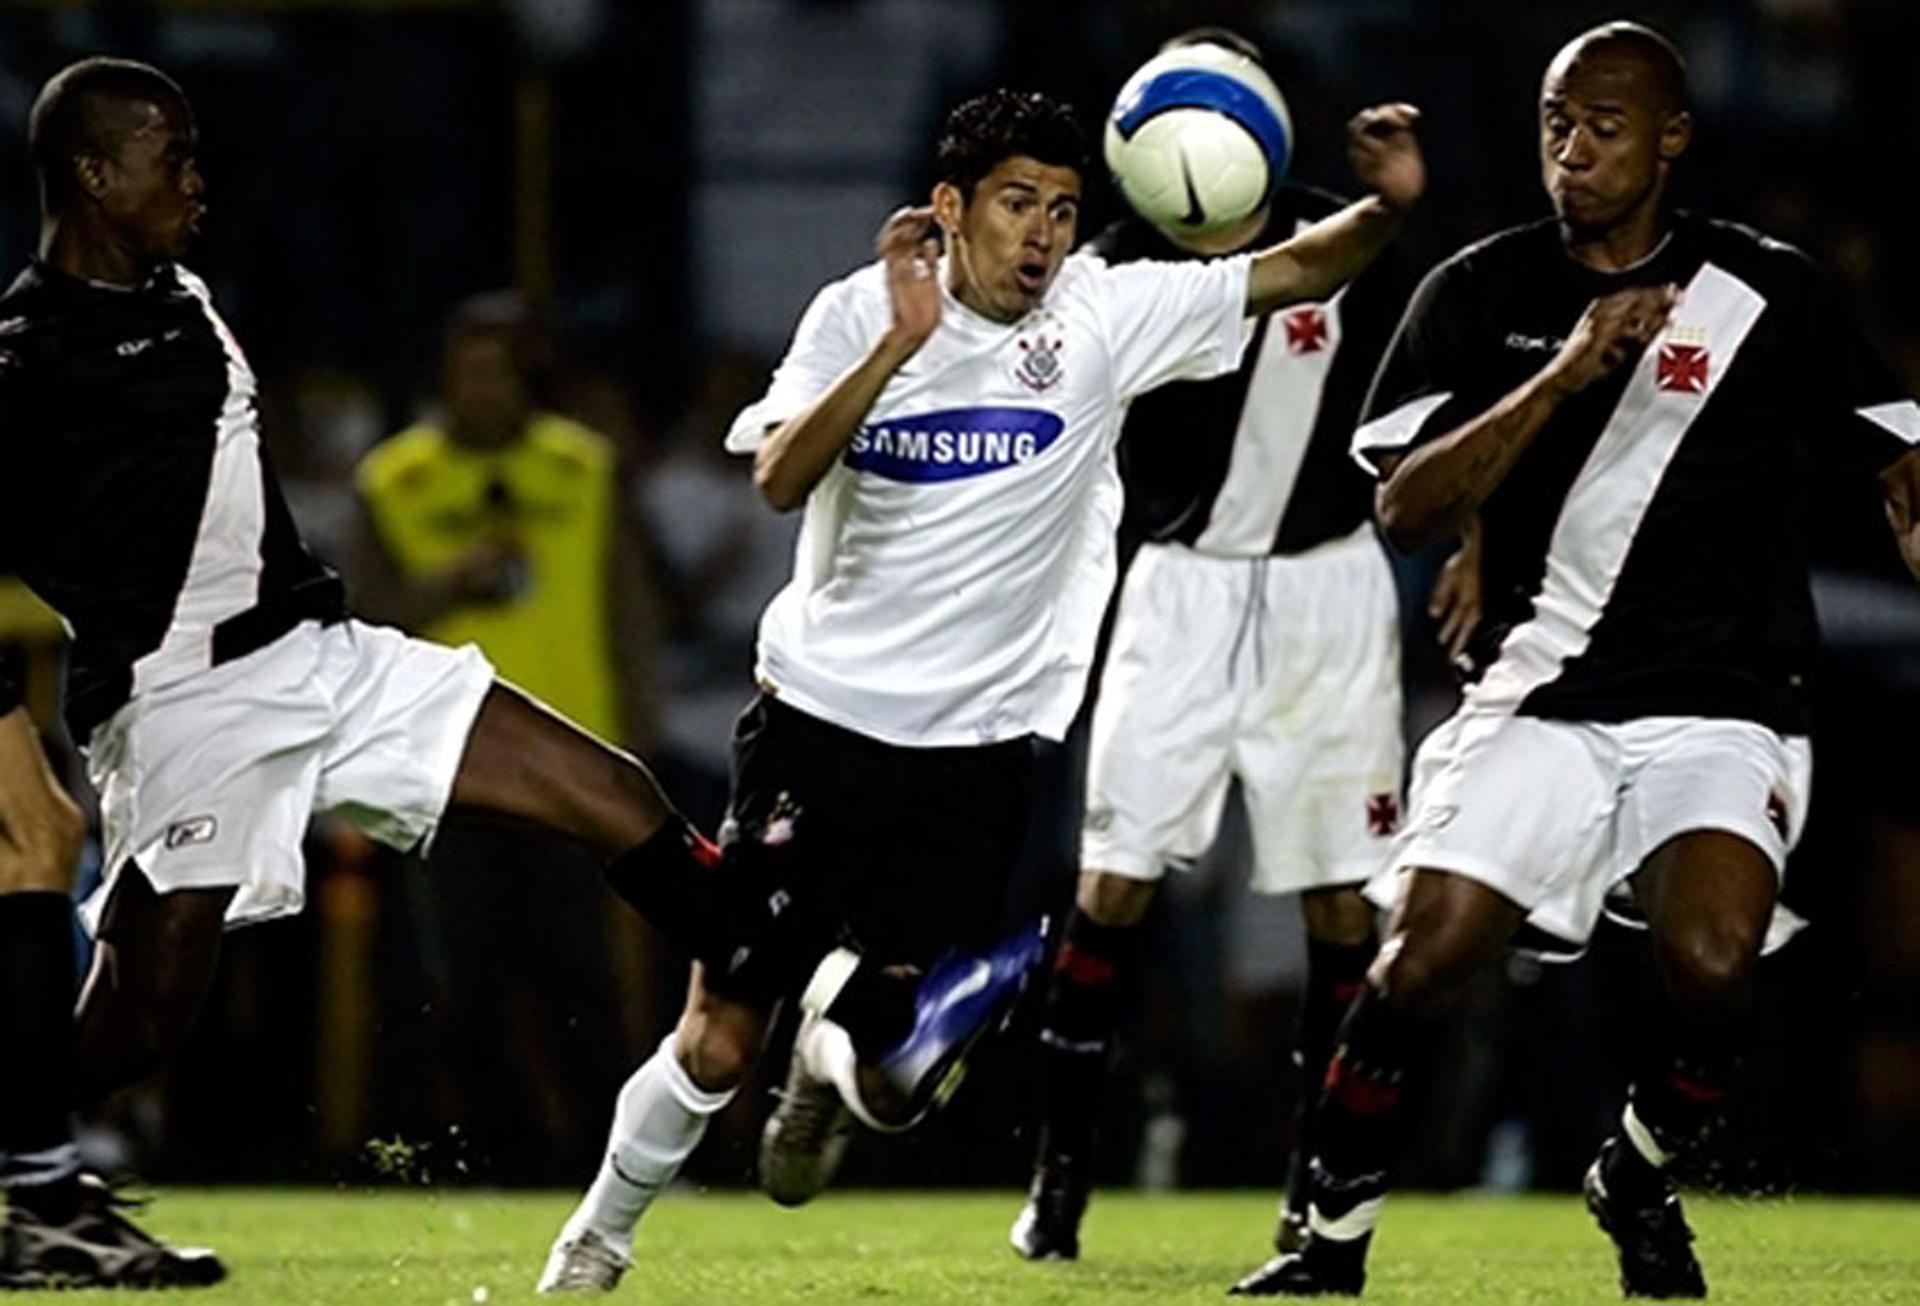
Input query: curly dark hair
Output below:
<box><xmin>935</xmin><ymin>89</ymin><xmax>1086</xmax><ymax>199</ymax></box>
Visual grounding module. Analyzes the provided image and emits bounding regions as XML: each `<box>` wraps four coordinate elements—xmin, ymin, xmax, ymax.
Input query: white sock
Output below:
<box><xmin>560</xmin><ymin>1033</ymin><xmax>735</xmax><ymax>1256</ymax></box>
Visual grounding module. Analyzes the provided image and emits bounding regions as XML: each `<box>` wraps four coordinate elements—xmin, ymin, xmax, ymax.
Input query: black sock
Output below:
<box><xmin>1032</xmin><ymin>910</ymin><xmax>1138</xmax><ymax>1175</ymax></box>
<box><xmin>604</xmin><ymin>818</ymin><xmax>729</xmax><ymax>958</ymax></box>
<box><xmin>826</xmin><ymin>966</ymin><xmax>918</xmax><ymax>1061</ymax></box>
<box><xmin>1287</xmin><ymin>933</ymin><xmax>1377</xmax><ymax>1214</ymax></box>
<box><xmin>1308</xmin><ymin>985</ymin><xmax>1421</xmax><ymax>1235</ymax></box>
<box><xmin>1610</xmin><ymin>1045</ymin><xmax>1741</xmax><ymax>1200</ymax></box>
<box><xmin>0</xmin><ymin>893</ymin><xmax>79</xmax><ymax>1195</ymax></box>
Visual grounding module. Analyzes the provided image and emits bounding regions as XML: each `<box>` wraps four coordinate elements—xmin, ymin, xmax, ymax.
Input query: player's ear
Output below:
<box><xmin>1658</xmin><ymin>109</ymin><xmax>1691</xmax><ymax>162</ymax></box>
<box><xmin>74</xmin><ymin>152</ymin><xmax>112</xmax><ymax>202</ymax></box>
<box><xmin>931</xmin><ymin>181</ymin><xmax>965</xmax><ymax>234</ymax></box>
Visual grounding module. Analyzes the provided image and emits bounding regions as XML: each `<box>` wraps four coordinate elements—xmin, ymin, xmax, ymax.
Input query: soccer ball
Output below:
<box><xmin>1103</xmin><ymin>44</ymin><xmax>1292</xmax><ymax>236</ymax></box>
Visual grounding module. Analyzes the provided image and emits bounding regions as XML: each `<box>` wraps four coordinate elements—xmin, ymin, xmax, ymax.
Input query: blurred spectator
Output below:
<box><xmin>640</xmin><ymin>347</ymin><xmax>800</xmax><ymax>823</ymax></box>
<box><xmin>344</xmin><ymin>292</ymin><xmax>665</xmax><ymax>1182</ymax></box>
<box><xmin>352</xmin><ymin>290</ymin><xmax>660</xmax><ymax>752</ymax></box>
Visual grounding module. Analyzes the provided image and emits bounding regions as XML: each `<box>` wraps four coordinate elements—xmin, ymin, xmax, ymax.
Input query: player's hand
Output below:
<box><xmin>1429</xmin><ymin>528</ymin><xmax>1483</xmax><ymax>669</ymax></box>
<box><xmin>1549</xmin><ymin>285</ymin><xmax>1679</xmax><ymax>395</ymax></box>
<box><xmin>1882</xmin><ymin>448</ymin><xmax>1920</xmax><ymax>583</ymax></box>
<box><xmin>1347</xmin><ymin>103</ymin><xmax>1425</xmax><ymax>215</ymax></box>
<box><xmin>877</xmin><ymin>205</ymin><xmax>942</xmax><ymax>354</ymax></box>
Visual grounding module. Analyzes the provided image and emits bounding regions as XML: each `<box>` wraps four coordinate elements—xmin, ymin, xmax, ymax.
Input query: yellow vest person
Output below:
<box><xmin>352</xmin><ymin>296</ymin><xmax>651</xmax><ymax>747</ymax></box>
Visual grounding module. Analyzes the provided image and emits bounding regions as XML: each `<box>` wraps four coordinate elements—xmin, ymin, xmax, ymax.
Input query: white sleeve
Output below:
<box><xmin>724</xmin><ymin>275</ymin><xmax>873</xmax><ymax>454</ymax></box>
<box><xmin>1092</xmin><ymin>253</ymin><xmax>1252</xmax><ymax>401</ymax></box>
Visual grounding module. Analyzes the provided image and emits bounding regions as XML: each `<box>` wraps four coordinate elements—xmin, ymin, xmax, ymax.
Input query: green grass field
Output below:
<box><xmin>26</xmin><ymin>1188</ymin><xmax>1919</xmax><ymax>1303</ymax></box>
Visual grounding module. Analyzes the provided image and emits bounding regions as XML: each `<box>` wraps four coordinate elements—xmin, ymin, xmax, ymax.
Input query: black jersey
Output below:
<box><xmin>1096</xmin><ymin>186</ymin><xmax>1404</xmax><ymax>557</ymax></box>
<box><xmin>1354</xmin><ymin>213</ymin><xmax>1917</xmax><ymax>734</ymax></box>
<box><xmin>0</xmin><ymin>261</ymin><xmax>343</xmax><ymax>739</ymax></box>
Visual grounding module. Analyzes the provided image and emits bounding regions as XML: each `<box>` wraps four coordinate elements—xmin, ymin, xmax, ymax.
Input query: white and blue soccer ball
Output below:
<box><xmin>1103</xmin><ymin>43</ymin><xmax>1293</xmax><ymax>236</ymax></box>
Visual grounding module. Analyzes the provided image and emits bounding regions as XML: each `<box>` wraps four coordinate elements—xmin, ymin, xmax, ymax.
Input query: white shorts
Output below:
<box><xmin>1369</xmin><ymin>711</ymin><xmax>1813</xmax><ymax>950</ymax></box>
<box><xmin>1082</xmin><ymin>529</ymin><xmax>1404</xmax><ymax>896</ymax></box>
<box><xmin>82</xmin><ymin>620</ymin><xmax>495</xmax><ymax>932</ymax></box>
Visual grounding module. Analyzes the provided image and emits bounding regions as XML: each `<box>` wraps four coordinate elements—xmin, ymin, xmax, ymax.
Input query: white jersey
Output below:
<box><xmin>726</xmin><ymin>249</ymin><xmax>1252</xmax><ymax>748</ymax></box>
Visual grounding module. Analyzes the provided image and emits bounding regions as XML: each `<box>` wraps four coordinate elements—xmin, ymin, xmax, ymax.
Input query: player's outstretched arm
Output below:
<box><xmin>1376</xmin><ymin>284</ymin><xmax>1676</xmax><ymax>550</ymax></box>
<box><xmin>1881</xmin><ymin>447</ymin><xmax>1920</xmax><ymax>582</ymax></box>
<box><xmin>753</xmin><ymin>207</ymin><xmax>942</xmax><ymax>512</ymax></box>
<box><xmin>1245</xmin><ymin>104</ymin><xmax>1424</xmax><ymax>316</ymax></box>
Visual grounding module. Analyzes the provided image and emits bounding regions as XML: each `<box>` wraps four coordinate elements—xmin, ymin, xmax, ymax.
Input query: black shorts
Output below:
<box><xmin>721</xmin><ymin>694</ymin><xmax>1034</xmax><ymax>981</ymax></box>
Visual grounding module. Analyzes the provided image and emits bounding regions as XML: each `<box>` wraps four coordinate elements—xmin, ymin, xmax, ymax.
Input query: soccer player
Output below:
<box><xmin>1008</xmin><ymin>28</ymin><xmax>1468</xmax><ymax>1264</ymax></box>
<box><xmin>1235</xmin><ymin>22</ymin><xmax>1920</xmax><ymax>1298</ymax></box>
<box><xmin>0</xmin><ymin>54</ymin><xmax>840</xmax><ymax>1231</ymax></box>
<box><xmin>539</xmin><ymin>87</ymin><xmax>1424</xmax><ymax>1291</ymax></box>
<box><xmin>0</xmin><ymin>648</ymin><xmax>220</xmax><ymax>1287</ymax></box>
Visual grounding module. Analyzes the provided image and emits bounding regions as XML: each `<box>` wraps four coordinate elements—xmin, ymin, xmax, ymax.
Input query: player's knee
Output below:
<box><xmin>1659</xmin><ymin>923</ymin><xmax>1759</xmax><ymax>1001</ymax></box>
<box><xmin>675</xmin><ymin>1002</ymin><xmax>765</xmax><ymax>1092</ymax></box>
<box><xmin>1301</xmin><ymin>885</ymin><xmax>1375</xmax><ymax>945</ymax></box>
<box><xmin>1075</xmin><ymin>870</ymin><xmax>1156</xmax><ymax>927</ymax></box>
<box><xmin>1368</xmin><ymin>934</ymin><xmax>1463</xmax><ymax>1017</ymax></box>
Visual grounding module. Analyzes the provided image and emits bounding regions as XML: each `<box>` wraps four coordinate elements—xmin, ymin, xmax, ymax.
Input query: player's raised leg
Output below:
<box><xmin>1582</xmin><ymin>831</ymin><xmax>1774</xmax><ymax>1300</ymax></box>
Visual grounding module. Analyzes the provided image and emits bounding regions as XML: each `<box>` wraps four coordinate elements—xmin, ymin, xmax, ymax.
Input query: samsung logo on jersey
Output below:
<box><xmin>846</xmin><ymin>408</ymin><xmax>1065</xmax><ymax>483</ymax></box>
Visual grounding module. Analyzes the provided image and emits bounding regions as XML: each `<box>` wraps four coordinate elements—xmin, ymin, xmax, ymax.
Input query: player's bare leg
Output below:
<box><xmin>1007</xmin><ymin>868</ymin><xmax>1152</xmax><ymax>1260</ymax></box>
<box><xmin>451</xmin><ymin>683</ymin><xmax>821</xmax><ymax>1004</ymax></box>
<box><xmin>1232</xmin><ymin>869</ymin><xmax>1521</xmax><ymax>1296</ymax></box>
<box><xmin>541</xmin><ymin>965</ymin><xmax>772</xmax><ymax>1292</ymax></box>
<box><xmin>1583</xmin><ymin>831</ymin><xmax>1773</xmax><ymax>1300</ymax></box>
<box><xmin>71</xmin><ymin>872</ymin><xmax>233</xmax><ymax>1109</ymax></box>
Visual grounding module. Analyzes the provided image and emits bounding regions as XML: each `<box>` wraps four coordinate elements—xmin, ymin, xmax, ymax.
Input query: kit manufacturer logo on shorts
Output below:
<box><xmin>846</xmin><ymin>407</ymin><xmax>1065</xmax><ymax>483</ymax></box>
<box><xmin>164</xmin><ymin>814</ymin><xmax>219</xmax><ymax>850</ymax></box>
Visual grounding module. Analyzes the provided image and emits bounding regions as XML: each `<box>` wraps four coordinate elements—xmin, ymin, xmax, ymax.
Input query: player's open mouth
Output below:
<box><xmin>1015</xmin><ymin>262</ymin><xmax>1047</xmax><ymax>293</ymax></box>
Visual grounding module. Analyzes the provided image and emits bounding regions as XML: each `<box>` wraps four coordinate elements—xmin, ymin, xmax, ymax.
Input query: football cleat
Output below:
<box><xmin>870</xmin><ymin>920</ymin><xmax>1049</xmax><ymax>1123</ymax></box>
<box><xmin>535</xmin><ymin>1227</ymin><xmax>630</xmax><ymax>1294</ymax></box>
<box><xmin>1227</xmin><ymin>1233</ymin><xmax>1369</xmax><ymax>1297</ymax></box>
<box><xmin>1008</xmin><ymin>1161</ymin><xmax>1088</xmax><ymax>1261</ymax></box>
<box><xmin>760</xmin><ymin>1015</ymin><xmax>855</xmax><ymax>1207</ymax></box>
<box><xmin>1584</xmin><ymin>1139</ymin><xmax>1706</xmax><ymax>1299</ymax></box>
<box><xmin>0</xmin><ymin>1175</ymin><xmax>225</xmax><ymax>1290</ymax></box>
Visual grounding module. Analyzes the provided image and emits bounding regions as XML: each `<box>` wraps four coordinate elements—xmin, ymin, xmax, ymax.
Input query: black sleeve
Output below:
<box><xmin>1350</xmin><ymin>254</ymin><xmax>1489</xmax><ymax>477</ymax></box>
<box><xmin>1798</xmin><ymin>262</ymin><xmax>1919</xmax><ymax>475</ymax></box>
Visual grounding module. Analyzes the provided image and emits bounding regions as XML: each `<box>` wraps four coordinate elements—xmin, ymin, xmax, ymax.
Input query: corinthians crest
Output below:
<box><xmin>1014</xmin><ymin>334</ymin><xmax>1064</xmax><ymax>392</ymax></box>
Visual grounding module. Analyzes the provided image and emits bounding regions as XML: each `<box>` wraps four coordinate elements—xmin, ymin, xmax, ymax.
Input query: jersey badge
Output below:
<box><xmin>1657</xmin><ymin>327</ymin><xmax>1710</xmax><ymax>394</ymax></box>
<box><xmin>1014</xmin><ymin>334</ymin><xmax>1065</xmax><ymax>392</ymax></box>
<box><xmin>1283</xmin><ymin>306</ymin><xmax>1329</xmax><ymax>355</ymax></box>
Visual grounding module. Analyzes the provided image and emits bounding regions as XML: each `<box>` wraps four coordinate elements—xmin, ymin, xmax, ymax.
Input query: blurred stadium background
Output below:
<box><xmin>1</xmin><ymin>0</ymin><xmax>1917</xmax><ymax>1203</ymax></box>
